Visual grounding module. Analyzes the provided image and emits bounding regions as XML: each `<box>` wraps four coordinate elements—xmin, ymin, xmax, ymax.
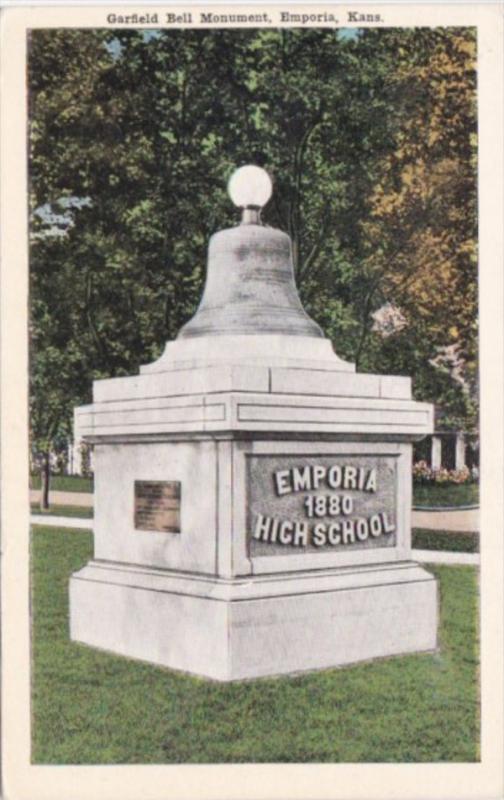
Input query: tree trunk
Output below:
<box><xmin>40</xmin><ymin>452</ymin><xmax>51</xmax><ymax>510</ymax></box>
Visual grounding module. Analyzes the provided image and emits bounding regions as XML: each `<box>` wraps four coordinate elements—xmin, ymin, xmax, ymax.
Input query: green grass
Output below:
<box><xmin>31</xmin><ymin>504</ymin><xmax>94</xmax><ymax>519</ymax></box>
<box><xmin>412</xmin><ymin>528</ymin><xmax>479</xmax><ymax>553</ymax></box>
<box><xmin>30</xmin><ymin>474</ymin><xmax>93</xmax><ymax>493</ymax></box>
<box><xmin>413</xmin><ymin>482</ymin><xmax>479</xmax><ymax>508</ymax></box>
<box><xmin>31</xmin><ymin>526</ymin><xmax>480</xmax><ymax>764</ymax></box>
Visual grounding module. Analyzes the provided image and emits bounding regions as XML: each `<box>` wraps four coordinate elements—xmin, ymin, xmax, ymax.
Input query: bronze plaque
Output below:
<box><xmin>134</xmin><ymin>480</ymin><xmax>181</xmax><ymax>533</ymax></box>
<box><xmin>247</xmin><ymin>454</ymin><xmax>397</xmax><ymax>556</ymax></box>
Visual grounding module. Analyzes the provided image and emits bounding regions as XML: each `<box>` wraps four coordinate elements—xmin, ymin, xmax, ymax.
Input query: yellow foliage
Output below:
<box><xmin>363</xmin><ymin>29</ymin><xmax>476</xmax><ymax>344</ymax></box>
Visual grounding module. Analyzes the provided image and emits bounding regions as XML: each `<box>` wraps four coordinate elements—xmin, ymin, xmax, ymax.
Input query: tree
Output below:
<box><xmin>352</xmin><ymin>28</ymin><xmax>478</xmax><ymax>429</ymax></box>
<box><xmin>28</xmin><ymin>28</ymin><xmax>478</xmax><ymax>503</ymax></box>
<box><xmin>29</xmin><ymin>30</ymin><xmax>116</xmax><ymax>505</ymax></box>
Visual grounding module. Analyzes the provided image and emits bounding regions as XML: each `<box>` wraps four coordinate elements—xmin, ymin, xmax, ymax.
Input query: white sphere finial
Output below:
<box><xmin>228</xmin><ymin>165</ymin><xmax>273</xmax><ymax>210</ymax></box>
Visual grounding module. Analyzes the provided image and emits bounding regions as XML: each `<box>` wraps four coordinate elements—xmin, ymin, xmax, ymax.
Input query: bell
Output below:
<box><xmin>178</xmin><ymin>165</ymin><xmax>324</xmax><ymax>340</ymax></box>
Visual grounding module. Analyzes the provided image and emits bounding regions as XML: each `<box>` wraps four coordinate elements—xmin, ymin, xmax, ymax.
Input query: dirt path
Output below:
<box><xmin>30</xmin><ymin>490</ymin><xmax>93</xmax><ymax>507</ymax></box>
<box><xmin>412</xmin><ymin>549</ymin><xmax>479</xmax><ymax>565</ymax></box>
<box><xmin>412</xmin><ymin>508</ymin><xmax>478</xmax><ymax>532</ymax></box>
<box><xmin>31</xmin><ymin>515</ymin><xmax>92</xmax><ymax>529</ymax></box>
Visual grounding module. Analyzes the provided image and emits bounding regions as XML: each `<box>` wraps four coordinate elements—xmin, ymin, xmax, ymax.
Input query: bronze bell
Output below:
<box><xmin>178</xmin><ymin>165</ymin><xmax>324</xmax><ymax>340</ymax></box>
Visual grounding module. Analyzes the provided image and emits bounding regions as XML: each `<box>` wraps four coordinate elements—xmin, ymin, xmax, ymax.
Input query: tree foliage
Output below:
<box><xmin>355</xmin><ymin>28</ymin><xmax>477</xmax><ymax>428</ymax></box>
<box><xmin>28</xmin><ymin>26</ymin><xmax>478</xmax><ymax>490</ymax></box>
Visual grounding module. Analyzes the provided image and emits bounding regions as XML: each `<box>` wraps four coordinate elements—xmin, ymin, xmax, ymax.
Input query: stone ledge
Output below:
<box><xmin>70</xmin><ymin>559</ymin><xmax>438</xmax><ymax>680</ymax></box>
<box><xmin>140</xmin><ymin>334</ymin><xmax>355</xmax><ymax>374</ymax></box>
<box><xmin>76</xmin><ymin>390</ymin><xmax>432</xmax><ymax>439</ymax></box>
<box><xmin>72</xmin><ymin>558</ymin><xmax>431</xmax><ymax>601</ymax></box>
<box><xmin>91</xmin><ymin>362</ymin><xmax>410</xmax><ymax>404</ymax></box>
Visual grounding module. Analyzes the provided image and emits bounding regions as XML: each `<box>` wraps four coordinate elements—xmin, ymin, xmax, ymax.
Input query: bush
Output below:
<box><xmin>413</xmin><ymin>460</ymin><xmax>478</xmax><ymax>486</ymax></box>
<box><xmin>30</xmin><ymin>448</ymin><xmax>68</xmax><ymax>476</ymax></box>
<box><xmin>79</xmin><ymin>443</ymin><xmax>93</xmax><ymax>478</ymax></box>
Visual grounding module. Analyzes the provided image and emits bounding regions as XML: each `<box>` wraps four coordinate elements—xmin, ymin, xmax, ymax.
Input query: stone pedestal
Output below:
<box><xmin>70</xmin><ymin>352</ymin><xmax>437</xmax><ymax>680</ymax></box>
<box><xmin>71</xmin><ymin>561</ymin><xmax>436</xmax><ymax>681</ymax></box>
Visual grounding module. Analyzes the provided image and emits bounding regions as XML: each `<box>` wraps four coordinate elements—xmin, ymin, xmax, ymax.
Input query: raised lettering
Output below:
<box><xmin>355</xmin><ymin>518</ymin><xmax>369</xmax><ymax>541</ymax></box>
<box><xmin>312</xmin><ymin>465</ymin><xmax>327</xmax><ymax>489</ymax></box>
<box><xmin>327</xmin><ymin>465</ymin><xmax>342</xmax><ymax>489</ymax></box>
<box><xmin>254</xmin><ymin>513</ymin><xmax>271</xmax><ymax>541</ymax></box>
<box><xmin>278</xmin><ymin>521</ymin><xmax>293</xmax><ymax>544</ymax></box>
<box><xmin>314</xmin><ymin>495</ymin><xmax>327</xmax><ymax>517</ymax></box>
<box><xmin>343</xmin><ymin>466</ymin><xmax>357</xmax><ymax>489</ymax></box>
<box><xmin>327</xmin><ymin>523</ymin><xmax>341</xmax><ymax>545</ymax></box>
<box><xmin>274</xmin><ymin>470</ymin><xmax>291</xmax><ymax>496</ymax></box>
<box><xmin>341</xmin><ymin>519</ymin><xmax>355</xmax><ymax>544</ymax></box>
<box><xmin>312</xmin><ymin>523</ymin><xmax>327</xmax><ymax>547</ymax></box>
<box><xmin>381</xmin><ymin>512</ymin><xmax>395</xmax><ymax>533</ymax></box>
<box><xmin>292</xmin><ymin>466</ymin><xmax>312</xmax><ymax>492</ymax></box>
<box><xmin>370</xmin><ymin>514</ymin><xmax>382</xmax><ymax>537</ymax></box>
<box><xmin>365</xmin><ymin>469</ymin><xmax>377</xmax><ymax>492</ymax></box>
<box><xmin>293</xmin><ymin>521</ymin><xmax>309</xmax><ymax>547</ymax></box>
<box><xmin>328</xmin><ymin>495</ymin><xmax>341</xmax><ymax>515</ymax></box>
<box><xmin>270</xmin><ymin>517</ymin><xmax>280</xmax><ymax>543</ymax></box>
<box><xmin>341</xmin><ymin>495</ymin><xmax>353</xmax><ymax>515</ymax></box>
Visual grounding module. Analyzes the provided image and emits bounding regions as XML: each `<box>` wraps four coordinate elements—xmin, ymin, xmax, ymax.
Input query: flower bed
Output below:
<box><xmin>413</xmin><ymin>461</ymin><xmax>478</xmax><ymax>486</ymax></box>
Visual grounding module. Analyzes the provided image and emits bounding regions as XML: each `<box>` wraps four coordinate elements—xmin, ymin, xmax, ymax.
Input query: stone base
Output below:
<box><xmin>69</xmin><ymin>560</ymin><xmax>438</xmax><ymax>681</ymax></box>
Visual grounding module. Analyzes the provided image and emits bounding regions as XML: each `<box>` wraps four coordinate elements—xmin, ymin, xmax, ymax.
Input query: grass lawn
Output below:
<box><xmin>30</xmin><ymin>474</ymin><xmax>93</xmax><ymax>493</ymax></box>
<box><xmin>413</xmin><ymin>482</ymin><xmax>479</xmax><ymax>508</ymax></box>
<box><xmin>412</xmin><ymin>528</ymin><xmax>479</xmax><ymax>553</ymax></box>
<box><xmin>31</xmin><ymin>526</ymin><xmax>480</xmax><ymax>764</ymax></box>
<box><xmin>31</xmin><ymin>504</ymin><xmax>94</xmax><ymax>519</ymax></box>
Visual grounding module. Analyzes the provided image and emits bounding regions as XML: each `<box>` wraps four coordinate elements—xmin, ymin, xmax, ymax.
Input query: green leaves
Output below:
<box><xmin>29</xmin><ymin>27</ymin><xmax>478</xmax><ymax>462</ymax></box>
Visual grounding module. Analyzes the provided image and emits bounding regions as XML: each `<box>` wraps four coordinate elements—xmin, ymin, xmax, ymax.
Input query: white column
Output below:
<box><xmin>73</xmin><ymin>407</ymin><xmax>84</xmax><ymax>475</ymax></box>
<box><xmin>431</xmin><ymin>435</ymin><xmax>442</xmax><ymax>471</ymax></box>
<box><xmin>455</xmin><ymin>432</ymin><xmax>466</xmax><ymax>470</ymax></box>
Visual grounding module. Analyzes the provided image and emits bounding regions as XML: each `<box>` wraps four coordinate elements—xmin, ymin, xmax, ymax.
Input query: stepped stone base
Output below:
<box><xmin>70</xmin><ymin>560</ymin><xmax>438</xmax><ymax>681</ymax></box>
<box><xmin>71</xmin><ymin>337</ymin><xmax>436</xmax><ymax>681</ymax></box>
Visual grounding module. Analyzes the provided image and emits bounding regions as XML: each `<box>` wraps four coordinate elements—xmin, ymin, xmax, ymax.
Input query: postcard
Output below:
<box><xmin>1</xmin><ymin>3</ymin><xmax>503</xmax><ymax>799</ymax></box>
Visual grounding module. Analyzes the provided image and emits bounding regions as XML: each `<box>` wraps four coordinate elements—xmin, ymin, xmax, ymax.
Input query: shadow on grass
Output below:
<box><xmin>412</xmin><ymin>528</ymin><xmax>479</xmax><ymax>552</ymax></box>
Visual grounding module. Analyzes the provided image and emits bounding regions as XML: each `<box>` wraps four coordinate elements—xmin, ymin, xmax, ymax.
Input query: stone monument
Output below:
<box><xmin>70</xmin><ymin>165</ymin><xmax>438</xmax><ymax>681</ymax></box>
